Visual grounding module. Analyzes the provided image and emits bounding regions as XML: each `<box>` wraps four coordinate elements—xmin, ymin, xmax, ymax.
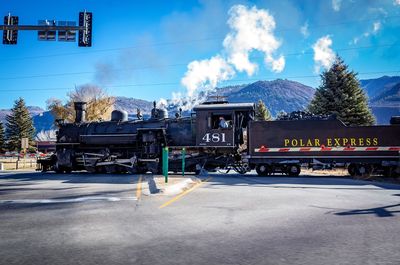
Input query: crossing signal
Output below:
<box><xmin>3</xmin><ymin>14</ymin><xmax>18</xmax><ymax>44</ymax></box>
<box><xmin>78</xmin><ymin>11</ymin><xmax>92</xmax><ymax>47</ymax></box>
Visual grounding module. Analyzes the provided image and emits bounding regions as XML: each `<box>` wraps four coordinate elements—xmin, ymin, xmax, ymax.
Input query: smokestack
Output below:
<box><xmin>74</xmin><ymin>102</ymin><xmax>87</xmax><ymax>123</ymax></box>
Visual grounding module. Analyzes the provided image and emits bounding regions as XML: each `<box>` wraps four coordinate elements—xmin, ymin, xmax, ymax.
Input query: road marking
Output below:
<box><xmin>0</xmin><ymin>196</ymin><xmax>137</xmax><ymax>204</ymax></box>
<box><xmin>159</xmin><ymin>177</ymin><xmax>212</xmax><ymax>209</ymax></box>
<box><xmin>136</xmin><ymin>175</ymin><xmax>143</xmax><ymax>200</ymax></box>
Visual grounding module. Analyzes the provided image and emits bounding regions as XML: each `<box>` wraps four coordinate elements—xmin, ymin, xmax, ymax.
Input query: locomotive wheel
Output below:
<box><xmin>256</xmin><ymin>164</ymin><xmax>270</xmax><ymax>176</ymax></box>
<box><xmin>287</xmin><ymin>165</ymin><xmax>301</xmax><ymax>177</ymax></box>
<box><xmin>348</xmin><ymin>164</ymin><xmax>357</xmax><ymax>177</ymax></box>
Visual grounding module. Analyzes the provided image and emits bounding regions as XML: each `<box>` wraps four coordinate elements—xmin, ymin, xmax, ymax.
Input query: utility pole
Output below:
<box><xmin>1</xmin><ymin>11</ymin><xmax>92</xmax><ymax>47</ymax></box>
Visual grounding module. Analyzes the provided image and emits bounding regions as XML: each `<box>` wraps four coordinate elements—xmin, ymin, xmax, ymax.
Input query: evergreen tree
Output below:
<box><xmin>0</xmin><ymin>122</ymin><xmax>5</xmax><ymax>151</ymax></box>
<box><xmin>309</xmin><ymin>56</ymin><xmax>375</xmax><ymax>126</ymax></box>
<box><xmin>255</xmin><ymin>99</ymin><xmax>272</xmax><ymax>121</ymax></box>
<box><xmin>5</xmin><ymin>98</ymin><xmax>35</xmax><ymax>151</ymax></box>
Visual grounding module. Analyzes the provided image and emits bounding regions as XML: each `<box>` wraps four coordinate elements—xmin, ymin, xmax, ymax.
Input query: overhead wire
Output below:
<box><xmin>0</xmin><ymin>43</ymin><xmax>399</xmax><ymax>81</ymax></box>
<box><xmin>1</xmin><ymin>14</ymin><xmax>399</xmax><ymax>62</ymax></box>
<box><xmin>1</xmin><ymin>70</ymin><xmax>399</xmax><ymax>93</ymax></box>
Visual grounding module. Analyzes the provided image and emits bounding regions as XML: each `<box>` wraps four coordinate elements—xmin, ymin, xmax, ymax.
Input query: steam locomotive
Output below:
<box><xmin>38</xmin><ymin>101</ymin><xmax>400</xmax><ymax>177</ymax></box>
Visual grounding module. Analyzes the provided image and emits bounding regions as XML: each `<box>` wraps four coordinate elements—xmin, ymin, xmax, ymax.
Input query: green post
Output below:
<box><xmin>162</xmin><ymin>147</ymin><xmax>169</xmax><ymax>183</ymax></box>
<box><xmin>182</xmin><ymin>148</ymin><xmax>186</xmax><ymax>176</ymax></box>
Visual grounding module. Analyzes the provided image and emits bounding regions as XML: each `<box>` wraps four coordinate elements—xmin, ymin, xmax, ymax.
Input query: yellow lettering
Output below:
<box><xmin>307</xmin><ymin>139</ymin><xmax>313</xmax><ymax>147</ymax></box>
<box><xmin>373</xmin><ymin>138</ymin><xmax>378</xmax><ymax>146</ymax></box>
<box><xmin>315</xmin><ymin>139</ymin><xmax>320</xmax><ymax>146</ymax></box>
<box><xmin>299</xmin><ymin>139</ymin><xmax>305</xmax><ymax>147</ymax></box>
<box><xmin>334</xmin><ymin>138</ymin><xmax>341</xmax><ymax>146</ymax></box>
<box><xmin>350</xmin><ymin>138</ymin><xmax>356</xmax><ymax>146</ymax></box>
<box><xmin>284</xmin><ymin>139</ymin><xmax>289</xmax><ymax>147</ymax></box>
<box><xmin>358</xmin><ymin>138</ymin><xmax>364</xmax><ymax>146</ymax></box>
<box><xmin>291</xmin><ymin>139</ymin><xmax>298</xmax><ymax>147</ymax></box>
<box><xmin>366</xmin><ymin>138</ymin><xmax>371</xmax><ymax>146</ymax></box>
<box><xmin>342</xmin><ymin>138</ymin><xmax>349</xmax><ymax>146</ymax></box>
<box><xmin>327</xmin><ymin>138</ymin><xmax>332</xmax><ymax>146</ymax></box>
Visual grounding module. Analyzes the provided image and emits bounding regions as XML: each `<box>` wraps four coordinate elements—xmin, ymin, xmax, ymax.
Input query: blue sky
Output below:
<box><xmin>1</xmin><ymin>0</ymin><xmax>399</xmax><ymax>109</ymax></box>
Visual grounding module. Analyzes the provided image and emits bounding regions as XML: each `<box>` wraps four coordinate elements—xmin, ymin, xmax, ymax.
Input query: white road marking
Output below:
<box><xmin>0</xmin><ymin>196</ymin><xmax>137</xmax><ymax>204</ymax></box>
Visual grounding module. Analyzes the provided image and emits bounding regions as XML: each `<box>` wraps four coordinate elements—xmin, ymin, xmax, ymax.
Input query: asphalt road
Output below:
<box><xmin>1</xmin><ymin>171</ymin><xmax>399</xmax><ymax>265</ymax></box>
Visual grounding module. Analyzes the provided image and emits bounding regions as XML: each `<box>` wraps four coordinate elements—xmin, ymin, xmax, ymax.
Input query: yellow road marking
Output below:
<box><xmin>159</xmin><ymin>177</ymin><xmax>212</xmax><ymax>209</ymax></box>
<box><xmin>136</xmin><ymin>175</ymin><xmax>143</xmax><ymax>200</ymax></box>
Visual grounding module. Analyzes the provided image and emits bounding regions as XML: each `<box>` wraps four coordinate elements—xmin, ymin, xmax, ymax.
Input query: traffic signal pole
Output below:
<box><xmin>1</xmin><ymin>11</ymin><xmax>92</xmax><ymax>46</ymax></box>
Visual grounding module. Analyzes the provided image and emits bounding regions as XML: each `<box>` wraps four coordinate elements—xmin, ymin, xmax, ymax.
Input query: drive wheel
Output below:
<box><xmin>348</xmin><ymin>163</ymin><xmax>357</xmax><ymax>177</ymax></box>
<box><xmin>256</xmin><ymin>164</ymin><xmax>270</xmax><ymax>176</ymax></box>
<box><xmin>287</xmin><ymin>165</ymin><xmax>301</xmax><ymax>177</ymax></box>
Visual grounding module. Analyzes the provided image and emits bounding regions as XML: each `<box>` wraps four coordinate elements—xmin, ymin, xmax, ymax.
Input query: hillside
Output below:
<box><xmin>1</xmin><ymin>76</ymin><xmax>399</xmax><ymax>132</ymax></box>
<box><xmin>360</xmin><ymin>76</ymin><xmax>400</xmax><ymax>100</ymax></box>
<box><xmin>214</xmin><ymin>79</ymin><xmax>315</xmax><ymax>116</ymax></box>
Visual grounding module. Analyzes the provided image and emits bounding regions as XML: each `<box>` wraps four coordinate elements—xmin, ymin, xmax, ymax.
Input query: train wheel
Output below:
<box><xmin>287</xmin><ymin>165</ymin><xmax>301</xmax><ymax>177</ymax></box>
<box><xmin>256</xmin><ymin>164</ymin><xmax>270</xmax><ymax>176</ymax></box>
<box><xmin>356</xmin><ymin>164</ymin><xmax>371</xmax><ymax>178</ymax></box>
<box><xmin>348</xmin><ymin>164</ymin><xmax>357</xmax><ymax>177</ymax></box>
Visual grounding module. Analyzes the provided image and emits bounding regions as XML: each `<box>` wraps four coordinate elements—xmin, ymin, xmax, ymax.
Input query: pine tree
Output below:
<box><xmin>255</xmin><ymin>99</ymin><xmax>272</xmax><ymax>121</ymax></box>
<box><xmin>309</xmin><ymin>56</ymin><xmax>375</xmax><ymax>126</ymax></box>
<box><xmin>5</xmin><ymin>98</ymin><xmax>35</xmax><ymax>151</ymax></box>
<box><xmin>0</xmin><ymin>122</ymin><xmax>5</xmax><ymax>151</ymax></box>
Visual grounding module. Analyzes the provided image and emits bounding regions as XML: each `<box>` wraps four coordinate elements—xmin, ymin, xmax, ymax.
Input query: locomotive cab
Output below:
<box><xmin>193</xmin><ymin>102</ymin><xmax>255</xmax><ymax>148</ymax></box>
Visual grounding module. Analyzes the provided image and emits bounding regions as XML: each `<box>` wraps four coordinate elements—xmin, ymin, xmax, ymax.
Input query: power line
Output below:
<box><xmin>1</xmin><ymin>15</ymin><xmax>399</xmax><ymax>62</ymax></box>
<box><xmin>1</xmin><ymin>70</ymin><xmax>398</xmax><ymax>93</ymax></box>
<box><xmin>0</xmin><ymin>43</ymin><xmax>398</xmax><ymax>81</ymax></box>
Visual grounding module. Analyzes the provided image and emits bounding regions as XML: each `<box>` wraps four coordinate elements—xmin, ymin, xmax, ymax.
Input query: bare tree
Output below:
<box><xmin>47</xmin><ymin>85</ymin><xmax>115</xmax><ymax>122</ymax></box>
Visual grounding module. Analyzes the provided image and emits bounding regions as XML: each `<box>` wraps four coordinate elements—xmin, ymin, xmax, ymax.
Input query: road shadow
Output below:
<box><xmin>0</xmin><ymin>171</ymin><xmax>141</xmax><ymax>185</ymax></box>
<box><xmin>0</xmin><ymin>188</ymin><xmax>136</xmax><ymax>211</ymax></box>
<box><xmin>335</xmin><ymin>203</ymin><xmax>400</xmax><ymax>217</ymax></box>
<box><xmin>204</xmin><ymin>173</ymin><xmax>400</xmax><ymax>191</ymax></box>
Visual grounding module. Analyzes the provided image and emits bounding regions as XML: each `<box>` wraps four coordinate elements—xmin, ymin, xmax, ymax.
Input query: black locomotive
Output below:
<box><xmin>38</xmin><ymin>100</ymin><xmax>400</xmax><ymax>177</ymax></box>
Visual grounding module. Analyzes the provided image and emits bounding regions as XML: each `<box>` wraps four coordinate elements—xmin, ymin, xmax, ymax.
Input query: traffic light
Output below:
<box><xmin>3</xmin><ymin>15</ymin><xmax>18</xmax><ymax>44</ymax></box>
<box><xmin>78</xmin><ymin>11</ymin><xmax>92</xmax><ymax>47</ymax></box>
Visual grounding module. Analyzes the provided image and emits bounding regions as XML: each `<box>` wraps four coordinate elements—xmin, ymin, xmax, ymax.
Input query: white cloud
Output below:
<box><xmin>395</xmin><ymin>0</ymin><xmax>400</xmax><ymax>6</ymax></box>
<box><xmin>332</xmin><ymin>0</ymin><xmax>343</xmax><ymax>11</ymax></box>
<box><xmin>351</xmin><ymin>20</ymin><xmax>382</xmax><ymax>45</ymax></box>
<box><xmin>178</xmin><ymin>4</ymin><xmax>285</xmax><ymax>110</ymax></box>
<box><xmin>181</xmin><ymin>55</ymin><xmax>235</xmax><ymax>98</ymax></box>
<box><xmin>300</xmin><ymin>22</ymin><xmax>309</xmax><ymax>38</ymax></box>
<box><xmin>223</xmin><ymin>5</ymin><xmax>285</xmax><ymax>75</ymax></box>
<box><xmin>372</xmin><ymin>21</ymin><xmax>381</xmax><ymax>33</ymax></box>
<box><xmin>312</xmin><ymin>36</ymin><xmax>336</xmax><ymax>73</ymax></box>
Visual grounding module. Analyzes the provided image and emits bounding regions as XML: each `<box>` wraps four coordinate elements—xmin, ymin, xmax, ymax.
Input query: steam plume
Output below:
<box><xmin>174</xmin><ymin>5</ymin><xmax>284</xmax><ymax>110</ymax></box>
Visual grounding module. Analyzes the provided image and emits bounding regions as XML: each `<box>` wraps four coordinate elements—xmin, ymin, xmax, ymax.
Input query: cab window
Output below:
<box><xmin>211</xmin><ymin>114</ymin><xmax>232</xmax><ymax>129</ymax></box>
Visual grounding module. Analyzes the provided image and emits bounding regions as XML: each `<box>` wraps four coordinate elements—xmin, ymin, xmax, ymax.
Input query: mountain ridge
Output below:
<box><xmin>0</xmin><ymin>76</ymin><xmax>399</xmax><ymax>131</ymax></box>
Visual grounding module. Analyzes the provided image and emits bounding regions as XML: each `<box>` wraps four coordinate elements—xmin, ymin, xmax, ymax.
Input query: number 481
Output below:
<box><xmin>202</xmin><ymin>133</ymin><xmax>226</xmax><ymax>143</ymax></box>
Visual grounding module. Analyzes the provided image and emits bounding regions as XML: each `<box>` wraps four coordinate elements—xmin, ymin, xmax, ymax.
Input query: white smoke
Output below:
<box><xmin>223</xmin><ymin>5</ymin><xmax>285</xmax><ymax>75</ymax></box>
<box><xmin>181</xmin><ymin>55</ymin><xmax>235</xmax><ymax>98</ymax></box>
<box><xmin>175</xmin><ymin>5</ymin><xmax>284</xmax><ymax>110</ymax></box>
<box><xmin>312</xmin><ymin>36</ymin><xmax>336</xmax><ymax>73</ymax></box>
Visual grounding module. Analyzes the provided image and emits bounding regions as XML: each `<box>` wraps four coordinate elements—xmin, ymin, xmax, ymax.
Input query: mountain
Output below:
<box><xmin>370</xmin><ymin>82</ymin><xmax>400</xmax><ymax>105</ymax></box>
<box><xmin>1</xmin><ymin>76</ymin><xmax>399</xmax><ymax>133</ymax></box>
<box><xmin>113</xmin><ymin>97</ymin><xmax>153</xmax><ymax>114</ymax></box>
<box><xmin>0</xmin><ymin>106</ymin><xmax>45</xmax><ymax>124</ymax></box>
<box><xmin>362</xmin><ymin>76</ymin><xmax>400</xmax><ymax>124</ymax></box>
<box><xmin>360</xmin><ymin>76</ymin><xmax>400</xmax><ymax>100</ymax></box>
<box><xmin>214</xmin><ymin>79</ymin><xmax>315</xmax><ymax>116</ymax></box>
